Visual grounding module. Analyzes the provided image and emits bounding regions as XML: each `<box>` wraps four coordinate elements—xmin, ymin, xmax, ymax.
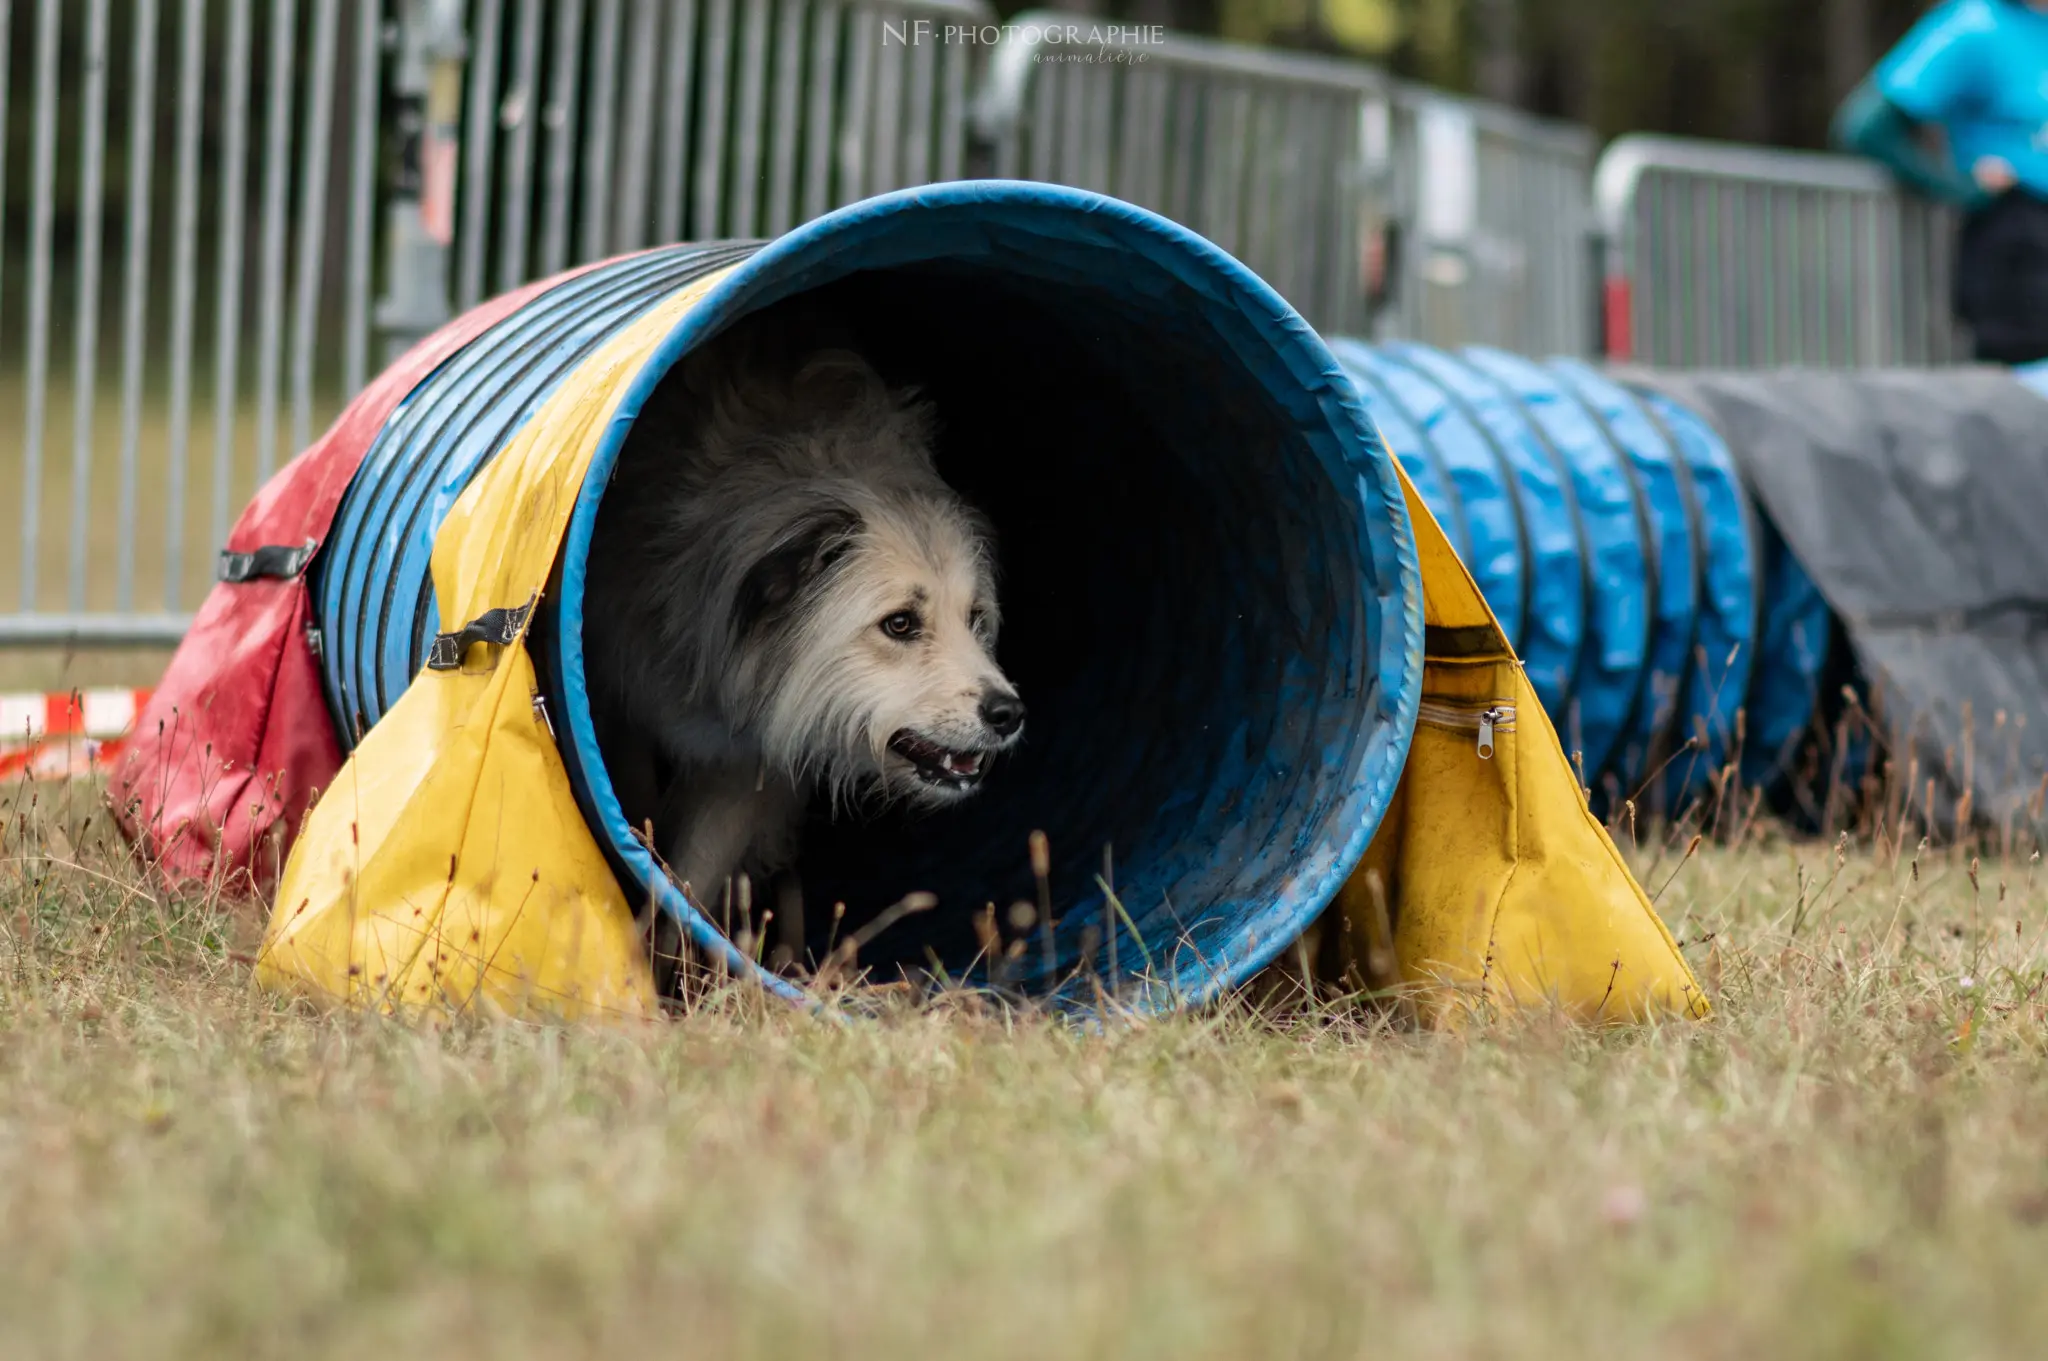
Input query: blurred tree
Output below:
<box><xmin>1010</xmin><ymin>0</ymin><xmax>1937</xmax><ymax>149</ymax></box>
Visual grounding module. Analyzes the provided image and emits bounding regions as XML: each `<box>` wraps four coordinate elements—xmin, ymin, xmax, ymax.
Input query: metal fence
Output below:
<box><xmin>977</xmin><ymin>22</ymin><xmax>1383</xmax><ymax>339</ymax></box>
<box><xmin>0</xmin><ymin>0</ymin><xmax>387</xmax><ymax>643</ymax></box>
<box><xmin>1378</xmin><ymin>82</ymin><xmax>1593</xmax><ymax>358</ymax></box>
<box><xmin>974</xmin><ymin>13</ymin><xmax>1596</xmax><ymax>355</ymax></box>
<box><xmin>1594</xmin><ymin>133</ymin><xmax>1966</xmax><ymax>368</ymax></box>
<box><xmin>0</xmin><ymin>0</ymin><xmax>987</xmax><ymax>645</ymax></box>
<box><xmin>0</xmin><ymin>4</ymin><xmax>1978</xmax><ymax>652</ymax></box>
<box><xmin>446</xmin><ymin>0</ymin><xmax>986</xmax><ymax>318</ymax></box>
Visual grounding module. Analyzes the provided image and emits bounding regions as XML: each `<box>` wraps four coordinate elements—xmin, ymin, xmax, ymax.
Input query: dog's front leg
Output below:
<box><xmin>659</xmin><ymin>763</ymin><xmax>805</xmax><ymax>944</ymax></box>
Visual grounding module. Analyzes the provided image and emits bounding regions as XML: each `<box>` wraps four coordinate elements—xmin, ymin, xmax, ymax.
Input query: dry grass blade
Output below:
<box><xmin>5</xmin><ymin>773</ymin><xmax>2048</xmax><ymax>1359</ymax></box>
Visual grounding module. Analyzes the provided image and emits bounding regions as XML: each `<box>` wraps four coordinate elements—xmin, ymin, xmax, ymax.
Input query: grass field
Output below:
<box><xmin>4</xmin><ymin>781</ymin><xmax>2047</xmax><ymax>1361</ymax></box>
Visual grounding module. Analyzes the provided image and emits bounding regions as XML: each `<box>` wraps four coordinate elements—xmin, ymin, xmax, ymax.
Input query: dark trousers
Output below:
<box><xmin>1956</xmin><ymin>190</ymin><xmax>2048</xmax><ymax>365</ymax></box>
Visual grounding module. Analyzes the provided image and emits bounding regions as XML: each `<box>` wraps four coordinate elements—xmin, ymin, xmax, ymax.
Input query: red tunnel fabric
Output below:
<box><xmin>112</xmin><ymin>260</ymin><xmax>613</xmax><ymax>894</ymax></box>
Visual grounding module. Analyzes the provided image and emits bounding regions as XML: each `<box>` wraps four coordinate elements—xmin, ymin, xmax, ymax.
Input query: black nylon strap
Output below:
<box><xmin>426</xmin><ymin>601</ymin><xmax>534</xmax><ymax>671</ymax></box>
<box><xmin>217</xmin><ymin>539</ymin><xmax>317</xmax><ymax>583</ymax></box>
<box><xmin>1425</xmin><ymin>624</ymin><xmax>1508</xmax><ymax>659</ymax></box>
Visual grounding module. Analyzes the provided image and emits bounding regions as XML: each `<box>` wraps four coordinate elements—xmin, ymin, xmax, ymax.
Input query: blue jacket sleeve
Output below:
<box><xmin>1830</xmin><ymin>75</ymin><xmax>1987</xmax><ymax>210</ymax></box>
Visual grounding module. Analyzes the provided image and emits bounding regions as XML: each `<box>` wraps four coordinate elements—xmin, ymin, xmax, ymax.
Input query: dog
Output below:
<box><xmin>582</xmin><ymin>308</ymin><xmax>1025</xmax><ymax>985</ymax></box>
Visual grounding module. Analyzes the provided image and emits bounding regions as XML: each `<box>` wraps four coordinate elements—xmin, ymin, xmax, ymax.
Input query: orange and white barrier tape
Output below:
<box><xmin>0</xmin><ymin>688</ymin><xmax>153</xmax><ymax>782</ymax></box>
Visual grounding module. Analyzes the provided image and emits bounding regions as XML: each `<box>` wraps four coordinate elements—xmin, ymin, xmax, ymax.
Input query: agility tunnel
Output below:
<box><xmin>1329</xmin><ymin>340</ymin><xmax>1834</xmax><ymax>816</ymax></box>
<box><xmin>308</xmin><ymin>186</ymin><xmax>1441</xmax><ymax>1016</ymax></box>
<box><xmin>113</xmin><ymin>181</ymin><xmax>1702</xmax><ymax>1025</ymax></box>
<box><xmin>1331</xmin><ymin>344</ymin><xmax>2048</xmax><ymax>841</ymax></box>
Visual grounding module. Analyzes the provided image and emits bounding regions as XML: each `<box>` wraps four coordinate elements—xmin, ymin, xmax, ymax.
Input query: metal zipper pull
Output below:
<box><xmin>1416</xmin><ymin>698</ymin><xmax>1514</xmax><ymax>758</ymax></box>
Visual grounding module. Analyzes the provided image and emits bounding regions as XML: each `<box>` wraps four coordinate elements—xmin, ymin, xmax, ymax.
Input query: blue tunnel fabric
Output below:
<box><xmin>311</xmin><ymin>243</ymin><xmax>762</xmax><ymax>738</ymax></box>
<box><xmin>1326</xmin><ymin>338</ymin><xmax>1471</xmax><ymax>565</ymax></box>
<box><xmin>313</xmin><ymin>183</ymin><xmax>1428</xmax><ymax>1013</ymax></box>
<box><xmin>1385</xmin><ymin>342</ymin><xmax>1587</xmax><ymax>715</ymax></box>
<box><xmin>1327</xmin><ymin>343</ymin><xmax>1526</xmax><ymax>648</ymax></box>
<box><xmin>1625</xmin><ymin>386</ymin><xmax>1761</xmax><ymax>806</ymax></box>
<box><xmin>1461</xmin><ymin>346</ymin><xmax>1651</xmax><ymax>780</ymax></box>
<box><xmin>1549</xmin><ymin>359</ymin><xmax>1699</xmax><ymax>793</ymax></box>
<box><xmin>1744</xmin><ymin>514</ymin><xmax>1835</xmax><ymax>792</ymax></box>
<box><xmin>1329</xmin><ymin>340</ymin><xmax>1816</xmax><ymax>818</ymax></box>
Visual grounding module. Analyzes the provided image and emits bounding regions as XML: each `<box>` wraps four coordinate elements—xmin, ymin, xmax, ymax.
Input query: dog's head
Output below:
<box><xmin>731</xmin><ymin>491</ymin><xmax>1024</xmax><ymax>811</ymax></box>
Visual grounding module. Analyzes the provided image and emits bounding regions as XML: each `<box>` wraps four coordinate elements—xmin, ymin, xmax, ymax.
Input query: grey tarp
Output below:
<box><xmin>1628</xmin><ymin>366</ymin><xmax>2048</xmax><ymax>836</ymax></box>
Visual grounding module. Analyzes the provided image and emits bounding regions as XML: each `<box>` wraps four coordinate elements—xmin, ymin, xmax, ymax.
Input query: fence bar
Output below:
<box><xmin>1166</xmin><ymin>74</ymin><xmax>1200</xmax><ymax>225</ymax></box>
<box><xmin>539</xmin><ymin>0</ymin><xmax>585</xmax><ymax>277</ymax></box>
<box><xmin>1204</xmin><ymin>84</ymin><xmax>1249</xmax><ymax>257</ymax></box>
<box><xmin>728</xmin><ymin>0</ymin><xmax>770</xmax><ymax>235</ymax></box>
<box><xmin>254</xmin><ymin>0</ymin><xmax>299</xmax><ymax>485</ymax></box>
<box><xmin>613</xmin><ymin>0</ymin><xmax>661</xmax><ymax>251</ymax></box>
<box><xmin>654</xmin><ymin>0</ymin><xmax>696</xmax><ymax>245</ymax></box>
<box><xmin>495</xmin><ymin>0</ymin><xmax>543</xmax><ymax>291</ymax></box>
<box><xmin>903</xmin><ymin>24</ymin><xmax>935</xmax><ymax>185</ymax></box>
<box><xmin>1080</xmin><ymin>50</ymin><xmax>1113</xmax><ymax>190</ymax></box>
<box><xmin>375</xmin><ymin>1</ymin><xmax>469</xmax><ymax>365</ymax></box>
<box><xmin>765</xmin><ymin>0</ymin><xmax>804</xmax><ymax>236</ymax></box>
<box><xmin>68</xmin><ymin>0</ymin><xmax>113</xmax><ymax>614</ymax></box>
<box><xmin>838</xmin><ymin>7</ymin><xmax>875</xmax><ymax>203</ymax></box>
<box><xmin>579</xmin><ymin>0</ymin><xmax>622</xmax><ymax>259</ymax></box>
<box><xmin>693</xmin><ymin>0</ymin><xmax>734</xmax><ymax>238</ymax></box>
<box><xmin>291</xmin><ymin>0</ymin><xmax>342</xmax><ymax>455</ymax></box>
<box><xmin>937</xmin><ymin>28</ymin><xmax>966</xmax><ymax>183</ymax></box>
<box><xmin>1114</xmin><ymin>65</ymin><xmax>1160</xmax><ymax>209</ymax></box>
<box><xmin>20</xmin><ymin>0</ymin><xmax>59</xmax><ymax>611</ymax></box>
<box><xmin>1054</xmin><ymin>57</ymin><xmax>1085</xmax><ymax>188</ymax></box>
<box><xmin>164</xmin><ymin>0</ymin><xmax>207</xmax><ymax>610</ymax></box>
<box><xmin>212</xmin><ymin>0</ymin><xmax>255</xmax><ymax>570</ymax></box>
<box><xmin>343</xmin><ymin>0</ymin><xmax>382</xmax><ymax>396</ymax></box>
<box><xmin>869</xmin><ymin>20</ymin><xmax>904</xmax><ymax>193</ymax></box>
<box><xmin>0</xmin><ymin>614</ymin><xmax>198</xmax><ymax>647</ymax></box>
<box><xmin>457</xmin><ymin>0</ymin><xmax>503</xmax><ymax>312</ymax></box>
<box><xmin>116</xmin><ymin>0</ymin><xmax>164</xmax><ymax>614</ymax></box>
<box><xmin>802</xmin><ymin>4</ymin><xmax>840</xmax><ymax>222</ymax></box>
<box><xmin>0</xmin><ymin>0</ymin><xmax>13</xmax><ymax>349</ymax></box>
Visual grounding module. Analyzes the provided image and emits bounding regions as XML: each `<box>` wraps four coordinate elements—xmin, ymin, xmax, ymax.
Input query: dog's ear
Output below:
<box><xmin>787</xmin><ymin>348</ymin><xmax>892</xmax><ymax>420</ymax></box>
<box><xmin>732</xmin><ymin>507</ymin><xmax>863</xmax><ymax>637</ymax></box>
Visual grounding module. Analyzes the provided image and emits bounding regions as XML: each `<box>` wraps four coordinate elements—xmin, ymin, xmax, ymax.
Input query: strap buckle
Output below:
<box><xmin>218</xmin><ymin>539</ymin><xmax>318</xmax><ymax>583</ymax></box>
<box><xmin>425</xmin><ymin>600</ymin><xmax>535</xmax><ymax>672</ymax></box>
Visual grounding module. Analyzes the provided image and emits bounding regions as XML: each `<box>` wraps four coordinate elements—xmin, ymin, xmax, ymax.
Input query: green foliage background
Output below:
<box><xmin>1026</xmin><ymin>0</ymin><xmax>1938</xmax><ymax>148</ymax></box>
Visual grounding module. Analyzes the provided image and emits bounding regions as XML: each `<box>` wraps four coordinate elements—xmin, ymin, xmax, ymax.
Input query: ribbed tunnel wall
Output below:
<box><xmin>1331</xmin><ymin>340</ymin><xmax>1835</xmax><ymax>814</ymax></box>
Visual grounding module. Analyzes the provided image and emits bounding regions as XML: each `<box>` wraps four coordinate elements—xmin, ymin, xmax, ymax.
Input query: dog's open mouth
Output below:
<box><xmin>888</xmin><ymin>731</ymin><xmax>990</xmax><ymax>790</ymax></box>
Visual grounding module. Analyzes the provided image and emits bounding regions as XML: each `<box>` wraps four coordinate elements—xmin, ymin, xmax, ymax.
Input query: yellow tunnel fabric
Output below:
<box><xmin>1334</xmin><ymin>461</ymin><xmax>1710</xmax><ymax>1026</ymax></box>
<box><xmin>255</xmin><ymin>270</ymin><xmax>737</xmax><ymax>1022</ymax></box>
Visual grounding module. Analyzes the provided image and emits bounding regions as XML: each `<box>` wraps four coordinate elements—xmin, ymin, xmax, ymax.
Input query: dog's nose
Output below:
<box><xmin>979</xmin><ymin>690</ymin><xmax>1026</xmax><ymax>739</ymax></box>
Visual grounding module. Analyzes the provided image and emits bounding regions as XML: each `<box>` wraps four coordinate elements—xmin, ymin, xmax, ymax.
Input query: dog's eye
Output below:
<box><xmin>880</xmin><ymin>610</ymin><xmax>921</xmax><ymax>641</ymax></box>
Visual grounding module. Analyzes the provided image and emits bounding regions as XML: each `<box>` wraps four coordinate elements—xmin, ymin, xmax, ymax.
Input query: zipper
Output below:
<box><xmin>1416</xmin><ymin>698</ymin><xmax>1515</xmax><ymax>760</ymax></box>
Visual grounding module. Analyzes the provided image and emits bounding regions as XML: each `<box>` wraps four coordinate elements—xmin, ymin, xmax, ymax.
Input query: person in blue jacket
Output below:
<box><xmin>1834</xmin><ymin>0</ymin><xmax>2048</xmax><ymax>363</ymax></box>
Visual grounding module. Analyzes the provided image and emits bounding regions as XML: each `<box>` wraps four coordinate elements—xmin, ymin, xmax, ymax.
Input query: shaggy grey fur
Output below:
<box><xmin>581</xmin><ymin>308</ymin><xmax>1023</xmax><ymax>976</ymax></box>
